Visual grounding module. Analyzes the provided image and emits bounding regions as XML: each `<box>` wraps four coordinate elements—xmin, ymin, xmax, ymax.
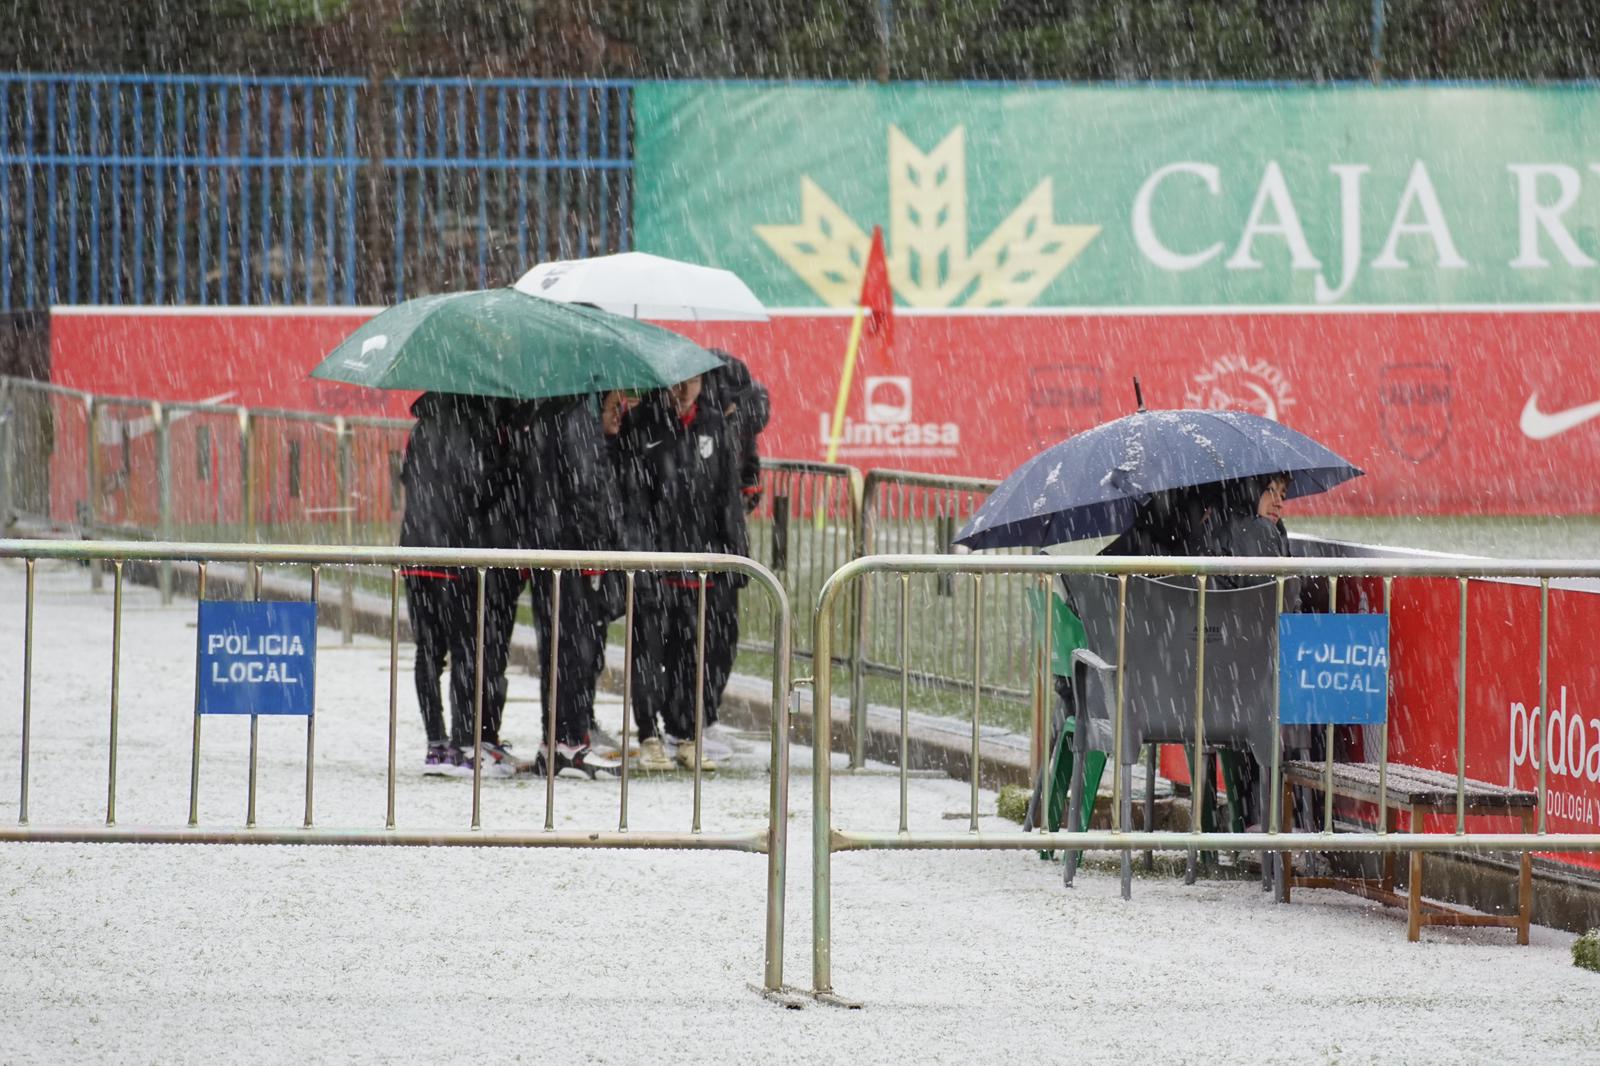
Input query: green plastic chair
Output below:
<box><xmin>1025</xmin><ymin>586</ymin><xmax>1103</xmax><ymax>848</ymax></box>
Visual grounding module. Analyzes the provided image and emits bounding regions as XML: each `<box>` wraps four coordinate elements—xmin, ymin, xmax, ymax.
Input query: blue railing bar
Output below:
<box><xmin>279</xmin><ymin>85</ymin><xmax>292</xmax><ymax>303</ymax></box>
<box><xmin>88</xmin><ymin>84</ymin><xmax>102</xmax><ymax>303</ymax></box>
<box><xmin>598</xmin><ymin>88</ymin><xmax>609</xmax><ymax>255</ymax></box>
<box><xmin>455</xmin><ymin>84</ymin><xmax>466</xmax><ymax>282</ymax></box>
<box><xmin>0</xmin><ymin>152</ymin><xmax>365</xmax><ymax>166</ymax></box>
<box><xmin>322</xmin><ymin>87</ymin><xmax>335</xmax><ymax>305</ymax></box>
<box><xmin>475</xmin><ymin>86</ymin><xmax>487</xmax><ymax>286</ymax></box>
<box><xmin>45</xmin><ymin>82</ymin><xmax>58</xmax><ymax>299</ymax></box>
<box><xmin>387</xmin><ymin>77</ymin><xmax>638</xmax><ymax>88</ymax></box>
<box><xmin>557</xmin><ymin>87</ymin><xmax>568</xmax><ymax>257</ymax></box>
<box><xmin>23</xmin><ymin>82</ymin><xmax>37</xmax><ymax>307</ymax></box>
<box><xmin>131</xmin><ymin>84</ymin><xmax>145</xmax><ymax>304</ymax></box>
<box><xmin>515</xmin><ymin>88</ymin><xmax>528</xmax><ymax>269</ymax></box>
<box><xmin>174</xmin><ymin>85</ymin><xmax>187</xmax><ymax>301</ymax></box>
<box><xmin>197</xmin><ymin>85</ymin><xmax>210</xmax><ymax>304</ymax></box>
<box><xmin>258</xmin><ymin>87</ymin><xmax>271</xmax><ymax>304</ymax></box>
<box><xmin>218</xmin><ymin>85</ymin><xmax>232</xmax><ymax>305</ymax></box>
<box><xmin>301</xmin><ymin>86</ymin><xmax>314</xmax><ymax>303</ymax></box>
<box><xmin>66</xmin><ymin>83</ymin><xmax>80</xmax><ymax>303</ymax></box>
<box><xmin>239</xmin><ymin>90</ymin><xmax>252</xmax><ymax>301</ymax></box>
<box><xmin>392</xmin><ymin>87</ymin><xmax>406</xmax><ymax>302</ymax></box>
<box><xmin>536</xmin><ymin>87</ymin><xmax>548</xmax><ymax>263</ymax></box>
<box><xmin>409</xmin><ymin>82</ymin><xmax>426</xmax><ymax>300</ymax></box>
<box><xmin>108</xmin><ymin>85</ymin><xmax>122</xmax><ymax>304</ymax></box>
<box><xmin>577</xmin><ymin>90</ymin><xmax>589</xmax><ymax>256</ymax></box>
<box><xmin>0</xmin><ymin>73</ymin><xmax>368</xmax><ymax>87</ymax></box>
<box><xmin>152</xmin><ymin>86</ymin><xmax>165</xmax><ymax>303</ymax></box>
<box><xmin>342</xmin><ymin>88</ymin><xmax>356</xmax><ymax>305</ymax></box>
<box><xmin>435</xmin><ymin>85</ymin><xmax>449</xmax><ymax>280</ymax></box>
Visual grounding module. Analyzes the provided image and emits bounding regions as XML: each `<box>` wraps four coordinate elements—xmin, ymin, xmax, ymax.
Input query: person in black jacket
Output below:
<box><xmin>399</xmin><ymin>392</ymin><xmax>513</xmax><ymax>777</ymax></box>
<box><xmin>482</xmin><ymin>393</ymin><xmax>623</xmax><ymax>777</ymax></box>
<box><xmin>618</xmin><ymin>374</ymin><xmax>749</xmax><ymax>773</ymax></box>
<box><xmin>697</xmin><ymin>351</ymin><xmax>769</xmax><ymax>761</ymax></box>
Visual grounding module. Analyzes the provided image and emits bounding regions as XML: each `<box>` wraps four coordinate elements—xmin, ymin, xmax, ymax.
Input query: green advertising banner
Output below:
<box><xmin>634</xmin><ymin>83</ymin><xmax>1600</xmax><ymax>308</ymax></box>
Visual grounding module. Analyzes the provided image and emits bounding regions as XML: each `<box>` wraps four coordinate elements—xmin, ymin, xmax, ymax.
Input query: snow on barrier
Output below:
<box><xmin>0</xmin><ymin>539</ymin><xmax>793</xmax><ymax>995</ymax></box>
<box><xmin>808</xmin><ymin>554</ymin><xmax>1600</xmax><ymax>1002</ymax></box>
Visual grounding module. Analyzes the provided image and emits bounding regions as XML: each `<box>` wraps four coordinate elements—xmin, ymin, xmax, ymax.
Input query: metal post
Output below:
<box><xmin>106</xmin><ymin>560</ymin><xmax>123</xmax><ymax>826</ymax></box>
<box><xmin>1538</xmin><ymin>577</ymin><xmax>1549</xmax><ymax>834</ymax></box>
<box><xmin>154</xmin><ymin>402</ymin><xmax>172</xmax><ymax>603</ymax></box>
<box><xmin>246</xmin><ymin>562</ymin><xmax>261</xmax><ymax>828</ymax></box>
<box><xmin>545</xmin><ymin>569</ymin><xmax>561</xmax><ymax>831</ymax></box>
<box><xmin>1111</xmin><ymin>574</ymin><xmax>1127</xmax><ymax>831</ymax></box>
<box><xmin>188</xmin><ymin>563</ymin><xmax>207</xmax><ymax>826</ymax></box>
<box><xmin>1269</xmin><ymin>577</ymin><xmax>1285</xmax><ymax>836</ymax></box>
<box><xmin>86</xmin><ymin>396</ymin><xmax>103</xmax><ymax>591</ymax></box>
<box><xmin>471</xmin><ymin>567</ymin><xmax>486</xmax><ymax>828</ymax></box>
<box><xmin>1377</xmin><ymin>576</ymin><xmax>1392</xmax><ymax>835</ymax></box>
<box><xmin>337</xmin><ymin>416</ymin><xmax>354</xmax><ymax>644</ymax></box>
<box><xmin>813</xmin><ymin>590</ymin><xmax>836</xmax><ymax>994</ymax></box>
<box><xmin>898</xmin><ymin>574</ymin><xmax>910</xmax><ymax>833</ymax></box>
<box><xmin>20</xmin><ymin>557</ymin><xmax>35</xmax><ymax>825</ymax></box>
<box><xmin>692</xmin><ymin>574</ymin><xmax>708</xmax><ymax>833</ymax></box>
<box><xmin>1037</xmin><ymin>573</ymin><xmax>1053</xmax><ymax>827</ymax></box>
<box><xmin>619</xmin><ymin>572</ymin><xmax>634</xmax><ymax>832</ymax></box>
<box><xmin>386</xmin><ymin>566</ymin><xmax>399</xmax><ymax>830</ymax></box>
<box><xmin>1324</xmin><ymin>575</ymin><xmax>1339</xmax><ymax>835</ymax></box>
<box><xmin>848</xmin><ymin>478</ymin><xmax>875</xmax><ymax>771</ymax></box>
<box><xmin>969</xmin><ymin>574</ymin><xmax>982</xmax><ymax>832</ymax></box>
<box><xmin>305</xmin><ymin>566</ymin><xmax>319</xmax><ymax>828</ymax></box>
<box><xmin>1456</xmin><ymin>577</ymin><xmax>1469</xmax><ymax>834</ymax></box>
<box><xmin>1188</xmin><ymin>575</ymin><xmax>1208</xmax><ymax>881</ymax></box>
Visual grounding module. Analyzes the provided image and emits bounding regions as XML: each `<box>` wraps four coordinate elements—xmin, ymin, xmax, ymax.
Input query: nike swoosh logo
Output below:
<box><xmin>1520</xmin><ymin>393</ymin><xmax>1600</xmax><ymax>440</ymax></box>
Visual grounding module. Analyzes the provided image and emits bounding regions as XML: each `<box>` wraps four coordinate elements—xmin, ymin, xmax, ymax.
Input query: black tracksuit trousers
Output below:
<box><xmin>403</xmin><ymin>569</ymin><xmax>478</xmax><ymax>748</ymax></box>
<box><xmin>631</xmin><ymin>580</ymin><xmax>738</xmax><ymax>742</ymax></box>
<box><xmin>526</xmin><ymin>570</ymin><xmax>609</xmax><ymax>747</ymax></box>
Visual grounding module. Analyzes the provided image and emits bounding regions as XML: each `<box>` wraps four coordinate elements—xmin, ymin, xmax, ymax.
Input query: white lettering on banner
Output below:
<box><xmin>1225</xmin><ymin>162</ymin><xmax>1322</xmax><ymax>272</ymax></box>
<box><xmin>1506</xmin><ymin>686</ymin><xmax>1600</xmax><ymax>787</ymax></box>
<box><xmin>1131</xmin><ymin>162</ymin><xmax>1225</xmax><ymax>271</ymax></box>
<box><xmin>1312</xmin><ymin>164</ymin><xmax>1372</xmax><ymax>303</ymax></box>
<box><xmin>1507</xmin><ymin>164</ymin><xmax>1597</xmax><ymax>269</ymax></box>
<box><xmin>1372</xmin><ymin>161</ymin><xmax>1468</xmax><ymax>270</ymax></box>
<box><xmin>206</xmin><ymin>633</ymin><xmax>307</xmax><ymax>657</ymax></box>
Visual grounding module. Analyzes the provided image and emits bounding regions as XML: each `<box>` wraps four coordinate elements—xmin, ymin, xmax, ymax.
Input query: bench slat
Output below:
<box><xmin>1281</xmin><ymin>760</ymin><xmax>1536</xmax><ymax>809</ymax></box>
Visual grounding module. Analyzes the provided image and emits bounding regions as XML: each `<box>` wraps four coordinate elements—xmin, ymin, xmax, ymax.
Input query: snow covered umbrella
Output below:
<box><xmin>310</xmin><ymin>288</ymin><xmax>724</xmax><ymax>400</ymax></box>
<box><xmin>513</xmin><ymin>251</ymin><xmax>769</xmax><ymax>322</ymax></box>
<box><xmin>954</xmin><ymin>408</ymin><xmax>1364</xmax><ymax>551</ymax></box>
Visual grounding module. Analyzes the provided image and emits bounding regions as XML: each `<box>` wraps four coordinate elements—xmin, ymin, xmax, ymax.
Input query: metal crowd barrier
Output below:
<box><xmin>848</xmin><ymin>470</ymin><xmax>1046</xmax><ymax>771</ymax></box>
<box><xmin>740</xmin><ymin>458</ymin><xmax>861</xmax><ymax>667</ymax></box>
<box><xmin>0</xmin><ymin>538</ymin><xmax>793</xmax><ymax>993</ymax></box>
<box><xmin>809</xmin><ymin>553</ymin><xmax>1600</xmax><ymax>1000</ymax></box>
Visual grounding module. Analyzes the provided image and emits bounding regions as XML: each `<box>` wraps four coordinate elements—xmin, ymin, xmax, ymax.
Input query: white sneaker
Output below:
<box><xmin>668</xmin><ymin>731</ymin><xmax>733</xmax><ymax>763</ymax></box>
<box><xmin>636</xmin><ymin>736</ymin><xmax>675</xmax><ymax>773</ymax></box>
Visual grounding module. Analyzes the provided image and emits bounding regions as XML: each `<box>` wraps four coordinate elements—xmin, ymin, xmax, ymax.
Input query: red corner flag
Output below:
<box><xmin>858</xmin><ymin>224</ymin><xmax>894</xmax><ymax>350</ymax></box>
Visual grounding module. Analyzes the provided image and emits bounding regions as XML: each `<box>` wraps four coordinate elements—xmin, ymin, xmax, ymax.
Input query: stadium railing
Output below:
<box><xmin>0</xmin><ymin>537</ymin><xmax>794</xmax><ymax>994</ymax></box>
<box><xmin>807</xmin><ymin>552</ymin><xmax>1600</xmax><ymax>1002</ymax></box>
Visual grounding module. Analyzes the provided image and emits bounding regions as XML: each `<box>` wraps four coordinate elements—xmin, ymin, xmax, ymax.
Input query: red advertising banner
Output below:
<box><xmin>52</xmin><ymin>305</ymin><xmax>1600</xmax><ymax>516</ymax></box>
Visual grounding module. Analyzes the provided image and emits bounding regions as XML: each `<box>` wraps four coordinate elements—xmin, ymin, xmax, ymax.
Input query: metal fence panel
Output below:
<box><xmin>0</xmin><ymin>74</ymin><xmax>364</xmax><ymax>310</ymax></box>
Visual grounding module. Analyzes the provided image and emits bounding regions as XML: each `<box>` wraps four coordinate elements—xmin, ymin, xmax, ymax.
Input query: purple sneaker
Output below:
<box><xmin>423</xmin><ymin>743</ymin><xmax>451</xmax><ymax>776</ymax></box>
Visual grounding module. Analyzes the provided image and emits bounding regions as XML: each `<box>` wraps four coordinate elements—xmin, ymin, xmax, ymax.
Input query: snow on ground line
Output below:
<box><xmin>0</xmin><ymin>557</ymin><xmax>1595</xmax><ymax>1065</ymax></box>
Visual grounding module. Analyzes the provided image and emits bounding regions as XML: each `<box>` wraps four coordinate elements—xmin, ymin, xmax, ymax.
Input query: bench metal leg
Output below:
<box><xmin>1143</xmin><ymin>744</ymin><xmax>1156</xmax><ymax>872</ymax></box>
<box><xmin>1518</xmin><ymin>808</ymin><xmax>1534</xmax><ymax>946</ymax></box>
<box><xmin>1120</xmin><ymin>761</ymin><xmax>1134</xmax><ymax>901</ymax></box>
<box><xmin>1407</xmin><ymin>848</ymin><xmax>1424</xmax><ymax>942</ymax></box>
<box><xmin>1278</xmin><ymin>778</ymin><xmax>1295</xmax><ymax>904</ymax></box>
<box><xmin>1063</xmin><ymin>724</ymin><xmax>1087</xmax><ymax>888</ymax></box>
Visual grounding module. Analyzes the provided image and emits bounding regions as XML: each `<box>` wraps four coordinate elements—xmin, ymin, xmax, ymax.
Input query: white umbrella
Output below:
<box><xmin>512</xmin><ymin>251</ymin><xmax>769</xmax><ymax>322</ymax></box>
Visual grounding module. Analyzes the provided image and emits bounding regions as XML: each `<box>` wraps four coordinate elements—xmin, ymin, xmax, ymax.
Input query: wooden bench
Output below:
<box><xmin>1279</xmin><ymin>760</ymin><xmax>1537</xmax><ymax>944</ymax></box>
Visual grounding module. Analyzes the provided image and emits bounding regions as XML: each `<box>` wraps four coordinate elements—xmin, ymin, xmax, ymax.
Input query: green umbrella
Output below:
<box><xmin>309</xmin><ymin>288</ymin><xmax>724</xmax><ymax>399</ymax></box>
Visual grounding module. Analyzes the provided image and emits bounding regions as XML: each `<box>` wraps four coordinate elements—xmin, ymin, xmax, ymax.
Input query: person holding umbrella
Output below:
<box><xmin>398</xmin><ymin>391</ymin><xmax>517</xmax><ymax>777</ymax></box>
<box><xmin>619</xmin><ymin>373</ymin><xmax>749</xmax><ymax>773</ymax></box>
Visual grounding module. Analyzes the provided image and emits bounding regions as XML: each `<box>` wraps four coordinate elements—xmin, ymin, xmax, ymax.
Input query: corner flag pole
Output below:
<box><xmin>823</xmin><ymin>306</ymin><xmax>869</xmax><ymax>467</ymax></box>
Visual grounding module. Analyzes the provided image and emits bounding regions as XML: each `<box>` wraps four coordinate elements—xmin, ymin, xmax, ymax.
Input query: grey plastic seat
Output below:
<box><xmin>1059</xmin><ymin>572</ymin><xmax>1279</xmax><ymax>898</ymax></box>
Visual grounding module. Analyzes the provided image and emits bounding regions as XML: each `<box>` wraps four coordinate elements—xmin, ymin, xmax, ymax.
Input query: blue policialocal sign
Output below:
<box><xmin>196</xmin><ymin>601</ymin><xmax>318</xmax><ymax>716</ymax></box>
<box><xmin>1277</xmin><ymin>613</ymin><xmax>1389</xmax><ymax>726</ymax></box>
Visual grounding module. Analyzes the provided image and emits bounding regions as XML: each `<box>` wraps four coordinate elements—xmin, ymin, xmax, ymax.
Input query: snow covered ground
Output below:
<box><xmin>0</xmin><ymin>556</ymin><xmax>1596</xmax><ymax>1065</ymax></box>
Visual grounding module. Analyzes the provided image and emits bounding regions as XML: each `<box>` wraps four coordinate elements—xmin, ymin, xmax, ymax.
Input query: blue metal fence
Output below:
<box><xmin>0</xmin><ymin>73</ymin><xmax>635</xmax><ymax>310</ymax></box>
<box><xmin>388</xmin><ymin>79</ymin><xmax>633</xmax><ymax>300</ymax></box>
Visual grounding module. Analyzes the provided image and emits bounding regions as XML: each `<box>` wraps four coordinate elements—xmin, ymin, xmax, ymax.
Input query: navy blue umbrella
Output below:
<box><xmin>954</xmin><ymin>408</ymin><xmax>1363</xmax><ymax>551</ymax></box>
